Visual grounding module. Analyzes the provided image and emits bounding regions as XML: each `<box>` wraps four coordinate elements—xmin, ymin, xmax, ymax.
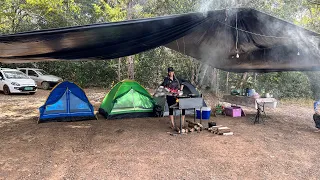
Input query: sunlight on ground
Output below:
<box><xmin>65</xmin><ymin>125</ymin><xmax>92</xmax><ymax>129</ymax></box>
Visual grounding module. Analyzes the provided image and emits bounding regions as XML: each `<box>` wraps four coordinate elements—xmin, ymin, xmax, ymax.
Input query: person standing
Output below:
<box><xmin>161</xmin><ymin>67</ymin><xmax>185</xmax><ymax>130</ymax></box>
<box><xmin>313</xmin><ymin>100</ymin><xmax>320</xmax><ymax>132</ymax></box>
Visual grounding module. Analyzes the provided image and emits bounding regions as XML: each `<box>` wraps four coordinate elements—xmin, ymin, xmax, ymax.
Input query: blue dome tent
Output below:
<box><xmin>38</xmin><ymin>81</ymin><xmax>96</xmax><ymax>123</ymax></box>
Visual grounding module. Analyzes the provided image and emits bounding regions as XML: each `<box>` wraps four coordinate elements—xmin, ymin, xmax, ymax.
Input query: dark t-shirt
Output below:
<box><xmin>161</xmin><ymin>76</ymin><xmax>182</xmax><ymax>91</ymax></box>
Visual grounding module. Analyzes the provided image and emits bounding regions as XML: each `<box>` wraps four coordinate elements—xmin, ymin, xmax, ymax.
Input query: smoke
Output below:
<box><xmin>196</xmin><ymin>0</ymin><xmax>247</xmax><ymax>14</ymax></box>
<box><xmin>197</xmin><ymin>0</ymin><xmax>216</xmax><ymax>13</ymax></box>
<box><xmin>193</xmin><ymin>0</ymin><xmax>242</xmax><ymax>88</ymax></box>
<box><xmin>189</xmin><ymin>0</ymin><xmax>320</xmax><ymax>95</ymax></box>
<box><xmin>198</xmin><ymin>63</ymin><xmax>209</xmax><ymax>86</ymax></box>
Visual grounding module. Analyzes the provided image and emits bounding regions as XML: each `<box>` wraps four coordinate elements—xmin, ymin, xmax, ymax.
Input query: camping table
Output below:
<box><xmin>222</xmin><ymin>95</ymin><xmax>277</xmax><ymax>109</ymax></box>
<box><xmin>169</xmin><ymin>96</ymin><xmax>203</xmax><ymax>134</ymax></box>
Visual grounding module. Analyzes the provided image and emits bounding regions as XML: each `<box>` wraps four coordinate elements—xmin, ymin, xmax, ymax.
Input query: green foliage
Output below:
<box><xmin>144</xmin><ymin>0</ymin><xmax>196</xmax><ymax>15</ymax></box>
<box><xmin>92</xmin><ymin>0</ymin><xmax>127</xmax><ymax>22</ymax></box>
<box><xmin>135</xmin><ymin>47</ymin><xmax>195</xmax><ymax>88</ymax></box>
<box><xmin>0</xmin><ymin>0</ymin><xmax>319</xmax><ymax>100</ymax></box>
<box><xmin>255</xmin><ymin>72</ymin><xmax>313</xmax><ymax>99</ymax></box>
<box><xmin>10</xmin><ymin>61</ymin><xmax>118</xmax><ymax>88</ymax></box>
<box><xmin>305</xmin><ymin>72</ymin><xmax>320</xmax><ymax>99</ymax></box>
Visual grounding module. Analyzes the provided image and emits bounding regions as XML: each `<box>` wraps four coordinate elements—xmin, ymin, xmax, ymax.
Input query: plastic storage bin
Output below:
<box><xmin>225</xmin><ymin>106</ymin><xmax>242</xmax><ymax>117</ymax></box>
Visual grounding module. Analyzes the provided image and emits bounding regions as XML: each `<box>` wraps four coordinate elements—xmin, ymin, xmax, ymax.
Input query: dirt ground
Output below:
<box><xmin>1</xmin><ymin>89</ymin><xmax>320</xmax><ymax>180</ymax></box>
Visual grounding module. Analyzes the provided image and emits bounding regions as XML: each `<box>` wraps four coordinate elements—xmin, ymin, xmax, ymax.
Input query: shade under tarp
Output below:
<box><xmin>165</xmin><ymin>8</ymin><xmax>320</xmax><ymax>72</ymax></box>
<box><xmin>0</xmin><ymin>8</ymin><xmax>319</xmax><ymax>72</ymax></box>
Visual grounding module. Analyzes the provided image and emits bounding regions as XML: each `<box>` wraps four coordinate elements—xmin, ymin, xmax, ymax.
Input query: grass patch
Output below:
<box><xmin>280</xmin><ymin>98</ymin><xmax>314</xmax><ymax>107</ymax></box>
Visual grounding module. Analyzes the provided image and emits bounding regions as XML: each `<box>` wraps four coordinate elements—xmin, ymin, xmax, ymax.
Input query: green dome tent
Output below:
<box><xmin>98</xmin><ymin>80</ymin><xmax>155</xmax><ymax>119</ymax></box>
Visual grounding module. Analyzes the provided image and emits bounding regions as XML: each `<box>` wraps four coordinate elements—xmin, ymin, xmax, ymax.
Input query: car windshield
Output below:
<box><xmin>4</xmin><ymin>71</ymin><xmax>29</xmax><ymax>79</ymax></box>
<box><xmin>36</xmin><ymin>70</ymin><xmax>50</xmax><ymax>75</ymax></box>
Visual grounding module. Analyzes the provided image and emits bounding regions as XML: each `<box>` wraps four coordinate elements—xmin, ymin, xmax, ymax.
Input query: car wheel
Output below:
<box><xmin>41</xmin><ymin>81</ymin><xmax>50</xmax><ymax>90</ymax></box>
<box><xmin>29</xmin><ymin>92</ymin><xmax>36</xmax><ymax>95</ymax></box>
<box><xmin>3</xmin><ymin>85</ymin><xmax>11</xmax><ymax>95</ymax></box>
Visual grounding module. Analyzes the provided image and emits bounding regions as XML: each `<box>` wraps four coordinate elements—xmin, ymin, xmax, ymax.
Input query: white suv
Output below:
<box><xmin>0</xmin><ymin>68</ymin><xmax>37</xmax><ymax>95</ymax></box>
<box><xmin>17</xmin><ymin>68</ymin><xmax>62</xmax><ymax>90</ymax></box>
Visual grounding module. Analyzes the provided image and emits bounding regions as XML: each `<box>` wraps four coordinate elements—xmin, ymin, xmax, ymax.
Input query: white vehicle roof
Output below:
<box><xmin>1</xmin><ymin>68</ymin><xmax>20</xmax><ymax>71</ymax></box>
<box><xmin>17</xmin><ymin>68</ymin><xmax>43</xmax><ymax>70</ymax></box>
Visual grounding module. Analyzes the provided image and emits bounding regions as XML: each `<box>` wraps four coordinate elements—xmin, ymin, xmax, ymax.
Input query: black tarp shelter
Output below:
<box><xmin>0</xmin><ymin>8</ymin><xmax>319</xmax><ymax>72</ymax></box>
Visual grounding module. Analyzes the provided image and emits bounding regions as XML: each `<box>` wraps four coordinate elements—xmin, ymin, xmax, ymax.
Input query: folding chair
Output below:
<box><xmin>254</xmin><ymin>100</ymin><xmax>267</xmax><ymax>124</ymax></box>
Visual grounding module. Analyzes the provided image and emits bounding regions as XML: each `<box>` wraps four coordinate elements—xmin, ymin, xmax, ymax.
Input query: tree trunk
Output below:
<box><xmin>198</xmin><ymin>64</ymin><xmax>209</xmax><ymax>88</ymax></box>
<box><xmin>195</xmin><ymin>62</ymin><xmax>200</xmax><ymax>86</ymax></box>
<box><xmin>239</xmin><ymin>72</ymin><xmax>248</xmax><ymax>88</ymax></box>
<box><xmin>126</xmin><ymin>1</ymin><xmax>135</xmax><ymax>80</ymax></box>
<box><xmin>118</xmin><ymin>57</ymin><xmax>121</xmax><ymax>82</ymax></box>
<box><xmin>210</xmin><ymin>68</ymin><xmax>217</xmax><ymax>91</ymax></box>
<box><xmin>191</xmin><ymin>58</ymin><xmax>195</xmax><ymax>85</ymax></box>
<box><xmin>216</xmin><ymin>69</ymin><xmax>219</xmax><ymax>96</ymax></box>
<box><xmin>254</xmin><ymin>72</ymin><xmax>257</xmax><ymax>88</ymax></box>
<box><xmin>127</xmin><ymin>56</ymin><xmax>134</xmax><ymax>79</ymax></box>
<box><xmin>226</xmin><ymin>72</ymin><xmax>229</xmax><ymax>93</ymax></box>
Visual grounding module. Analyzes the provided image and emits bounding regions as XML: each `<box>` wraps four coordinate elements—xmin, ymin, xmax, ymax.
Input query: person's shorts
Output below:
<box><xmin>166</xmin><ymin>95</ymin><xmax>185</xmax><ymax>116</ymax></box>
<box><xmin>166</xmin><ymin>95</ymin><xmax>177</xmax><ymax>107</ymax></box>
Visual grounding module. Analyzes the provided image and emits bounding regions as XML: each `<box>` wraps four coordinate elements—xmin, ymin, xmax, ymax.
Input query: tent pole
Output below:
<box><xmin>67</xmin><ymin>88</ymin><xmax>70</xmax><ymax>113</ymax></box>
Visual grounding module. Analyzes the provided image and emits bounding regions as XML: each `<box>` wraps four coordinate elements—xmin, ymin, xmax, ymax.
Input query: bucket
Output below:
<box><xmin>208</xmin><ymin>121</ymin><xmax>216</xmax><ymax>128</ymax></box>
<box><xmin>196</xmin><ymin>107</ymin><xmax>211</xmax><ymax>120</ymax></box>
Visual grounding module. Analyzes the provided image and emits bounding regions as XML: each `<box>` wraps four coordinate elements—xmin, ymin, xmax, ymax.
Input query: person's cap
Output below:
<box><xmin>168</xmin><ymin>67</ymin><xmax>174</xmax><ymax>72</ymax></box>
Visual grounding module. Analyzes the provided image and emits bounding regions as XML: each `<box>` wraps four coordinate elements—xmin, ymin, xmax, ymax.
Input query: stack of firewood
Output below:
<box><xmin>186</xmin><ymin>120</ymin><xmax>203</xmax><ymax>133</ymax></box>
<box><xmin>170</xmin><ymin>121</ymin><xmax>234</xmax><ymax>136</ymax></box>
<box><xmin>172</xmin><ymin>120</ymin><xmax>204</xmax><ymax>134</ymax></box>
<box><xmin>208</xmin><ymin>125</ymin><xmax>233</xmax><ymax>135</ymax></box>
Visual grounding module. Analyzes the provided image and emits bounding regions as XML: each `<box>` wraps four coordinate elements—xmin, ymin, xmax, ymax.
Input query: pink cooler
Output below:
<box><xmin>225</xmin><ymin>106</ymin><xmax>242</xmax><ymax>117</ymax></box>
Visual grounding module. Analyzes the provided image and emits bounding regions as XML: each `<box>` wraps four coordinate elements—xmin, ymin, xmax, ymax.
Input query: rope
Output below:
<box><xmin>216</xmin><ymin>19</ymin><xmax>320</xmax><ymax>40</ymax></box>
<box><xmin>235</xmin><ymin>12</ymin><xmax>238</xmax><ymax>52</ymax></box>
<box><xmin>225</xmin><ymin>7</ymin><xmax>228</xmax><ymax>21</ymax></box>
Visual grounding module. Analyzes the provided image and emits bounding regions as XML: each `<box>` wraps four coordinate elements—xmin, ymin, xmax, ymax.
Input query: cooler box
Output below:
<box><xmin>225</xmin><ymin>106</ymin><xmax>242</xmax><ymax>117</ymax></box>
<box><xmin>196</xmin><ymin>107</ymin><xmax>211</xmax><ymax>120</ymax></box>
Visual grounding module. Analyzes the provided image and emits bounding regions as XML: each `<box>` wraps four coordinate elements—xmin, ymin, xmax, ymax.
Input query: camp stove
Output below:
<box><xmin>170</xmin><ymin>94</ymin><xmax>204</xmax><ymax>134</ymax></box>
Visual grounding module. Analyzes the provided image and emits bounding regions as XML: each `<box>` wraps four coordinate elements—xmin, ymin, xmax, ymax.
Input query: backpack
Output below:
<box><xmin>153</xmin><ymin>105</ymin><xmax>163</xmax><ymax>117</ymax></box>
